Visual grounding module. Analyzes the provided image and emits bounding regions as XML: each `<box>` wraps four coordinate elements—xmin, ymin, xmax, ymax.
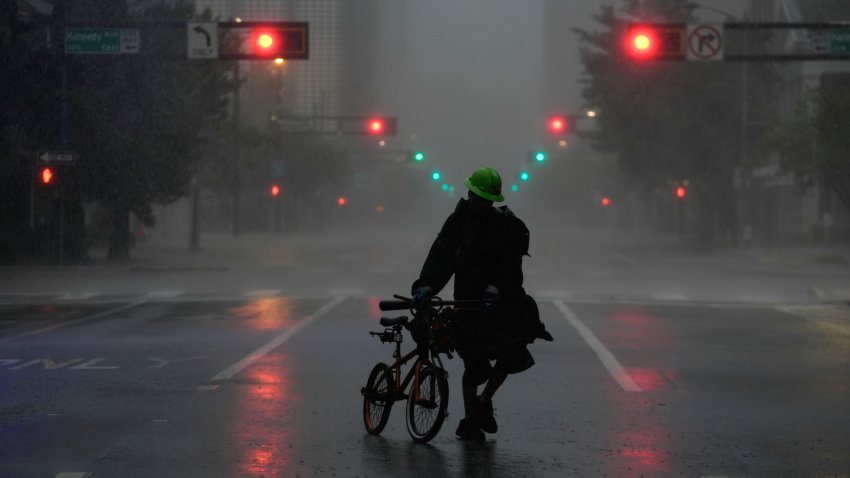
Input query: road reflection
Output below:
<box><xmin>230</xmin><ymin>297</ymin><xmax>296</xmax><ymax>331</ymax></box>
<box><xmin>232</xmin><ymin>353</ymin><xmax>294</xmax><ymax>477</ymax></box>
<box><xmin>604</xmin><ymin>305</ymin><xmax>674</xmax><ymax>475</ymax></box>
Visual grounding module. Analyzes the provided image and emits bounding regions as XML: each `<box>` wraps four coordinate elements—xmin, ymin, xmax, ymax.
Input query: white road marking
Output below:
<box><xmin>55</xmin><ymin>473</ymin><xmax>91</xmax><ymax>478</ymax></box>
<box><xmin>652</xmin><ymin>292</ymin><xmax>689</xmax><ymax>302</ymax></box>
<box><xmin>146</xmin><ymin>290</ymin><xmax>184</xmax><ymax>299</ymax></box>
<box><xmin>211</xmin><ymin>295</ymin><xmax>347</xmax><ymax>381</ymax></box>
<box><xmin>614</xmin><ymin>253</ymin><xmax>652</xmax><ymax>271</ymax></box>
<box><xmin>57</xmin><ymin>292</ymin><xmax>99</xmax><ymax>300</ymax></box>
<box><xmin>244</xmin><ymin>290</ymin><xmax>282</xmax><ymax>297</ymax></box>
<box><xmin>809</xmin><ymin>286</ymin><xmax>828</xmax><ymax>299</ymax></box>
<box><xmin>534</xmin><ymin>290</ymin><xmax>572</xmax><ymax>300</ymax></box>
<box><xmin>553</xmin><ymin>300</ymin><xmax>641</xmax><ymax>392</ymax></box>
<box><xmin>329</xmin><ymin>288</ymin><xmax>364</xmax><ymax>296</ymax></box>
<box><xmin>196</xmin><ymin>385</ymin><xmax>220</xmax><ymax>391</ymax></box>
<box><xmin>147</xmin><ymin>356</ymin><xmax>204</xmax><ymax>369</ymax></box>
<box><xmin>0</xmin><ymin>301</ymin><xmax>144</xmax><ymax>343</ymax></box>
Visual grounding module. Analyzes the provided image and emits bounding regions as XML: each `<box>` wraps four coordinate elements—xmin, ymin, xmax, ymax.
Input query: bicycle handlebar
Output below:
<box><xmin>378</xmin><ymin>294</ymin><xmax>497</xmax><ymax>311</ymax></box>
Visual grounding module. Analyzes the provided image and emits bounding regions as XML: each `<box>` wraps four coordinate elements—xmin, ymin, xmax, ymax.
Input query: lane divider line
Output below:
<box><xmin>0</xmin><ymin>301</ymin><xmax>145</xmax><ymax>343</ymax></box>
<box><xmin>552</xmin><ymin>300</ymin><xmax>642</xmax><ymax>392</ymax></box>
<box><xmin>211</xmin><ymin>295</ymin><xmax>347</xmax><ymax>382</ymax></box>
<box><xmin>54</xmin><ymin>473</ymin><xmax>91</xmax><ymax>478</ymax></box>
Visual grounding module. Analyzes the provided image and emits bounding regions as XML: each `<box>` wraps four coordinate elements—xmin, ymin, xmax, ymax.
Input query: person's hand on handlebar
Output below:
<box><xmin>411</xmin><ymin>286</ymin><xmax>433</xmax><ymax>310</ymax></box>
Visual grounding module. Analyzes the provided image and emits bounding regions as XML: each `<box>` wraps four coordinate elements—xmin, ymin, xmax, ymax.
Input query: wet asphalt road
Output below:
<box><xmin>1</xmin><ymin>224</ymin><xmax>849</xmax><ymax>477</ymax></box>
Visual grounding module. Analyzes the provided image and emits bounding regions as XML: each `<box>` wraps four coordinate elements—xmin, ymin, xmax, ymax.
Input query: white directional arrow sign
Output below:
<box><xmin>188</xmin><ymin>22</ymin><xmax>218</xmax><ymax>59</ymax></box>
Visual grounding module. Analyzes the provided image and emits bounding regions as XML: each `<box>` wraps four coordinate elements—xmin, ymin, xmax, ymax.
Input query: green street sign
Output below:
<box><xmin>65</xmin><ymin>28</ymin><xmax>140</xmax><ymax>54</ymax></box>
<box><xmin>830</xmin><ymin>31</ymin><xmax>850</xmax><ymax>54</ymax></box>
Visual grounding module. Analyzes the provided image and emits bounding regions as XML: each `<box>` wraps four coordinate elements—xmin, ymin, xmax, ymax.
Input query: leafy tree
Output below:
<box><xmin>66</xmin><ymin>1</ymin><xmax>234</xmax><ymax>259</ymax></box>
<box><xmin>760</xmin><ymin>80</ymin><xmax>850</xmax><ymax>212</ymax></box>
<box><xmin>573</xmin><ymin>0</ymin><xmax>777</xmax><ymax>247</ymax></box>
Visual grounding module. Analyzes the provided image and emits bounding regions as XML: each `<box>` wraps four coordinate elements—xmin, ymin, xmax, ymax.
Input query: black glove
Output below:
<box><xmin>411</xmin><ymin>286</ymin><xmax>433</xmax><ymax>310</ymax></box>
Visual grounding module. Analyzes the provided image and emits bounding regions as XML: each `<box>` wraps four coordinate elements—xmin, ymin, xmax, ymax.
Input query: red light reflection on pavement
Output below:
<box><xmin>627</xmin><ymin>367</ymin><xmax>670</xmax><ymax>392</ymax></box>
<box><xmin>234</xmin><ymin>354</ymin><xmax>294</xmax><ymax>477</ymax></box>
<box><xmin>368</xmin><ymin>296</ymin><xmax>382</xmax><ymax>320</ymax></box>
<box><xmin>618</xmin><ymin>431</ymin><xmax>662</xmax><ymax>466</ymax></box>
<box><xmin>603</xmin><ymin>306</ymin><xmax>674</xmax><ymax>475</ymax></box>
<box><xmin>230</xmin><ymin>297</ymin><xmax>295</xmax><ymax>331</ymax></box>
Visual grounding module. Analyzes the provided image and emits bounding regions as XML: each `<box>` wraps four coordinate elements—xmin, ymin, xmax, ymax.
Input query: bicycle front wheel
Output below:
<box><xmin>406</xmin><ymin>365</ymin><xmax>449</xmax><ymax>442</ymax></box>
<box><xmin>362</xmin><ymin>363</ymin><xmax>395</xmax><ymax>435</ymax></box>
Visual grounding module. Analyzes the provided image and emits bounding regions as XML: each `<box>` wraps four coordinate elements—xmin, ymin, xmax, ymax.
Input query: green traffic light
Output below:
<box><xmin>431</xmin><ymin>171</ymin><xmax>441</xmax><ymax>181</ymax></box>
<box><xmin>414</xmin><ymin>151</ymin><xmax>425</xmax><ymax>162</ymax></box>
<box><xmin>511</xmin><ymin>184</ymin><xmax>519</xmax><ymax>192</ymax></box>
<box><xmin>535</xmin><ymin>151</ymin><xmax>546</xmax><ymax>162</ymax></box>
<box><xmin>520</xmin><ymin>171</ymin><xmax>530</xmax><ymax>181</ymax></box>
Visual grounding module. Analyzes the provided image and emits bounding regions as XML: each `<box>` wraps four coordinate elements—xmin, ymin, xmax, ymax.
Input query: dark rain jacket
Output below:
<box><xmin>412</xmin><ymin>198</ymin><xmax>529</xmax><ymax>303</ymax></box>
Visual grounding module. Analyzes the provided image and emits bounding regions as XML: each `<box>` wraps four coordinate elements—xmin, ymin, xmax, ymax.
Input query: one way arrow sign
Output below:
<box><xmin>187</xmin><ymin>22</ymin><xmax>218</xmax><ymax>59</ymax></box>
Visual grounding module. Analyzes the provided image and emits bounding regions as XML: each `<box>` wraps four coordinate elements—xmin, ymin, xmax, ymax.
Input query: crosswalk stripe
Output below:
<box><xmin>145</xmin><ymin>291</ymin><xmax>184</xmax><ymax>299</ymax></box>
<box><xmin>244</xmin><ymin>290</ymin><xmax>281</xmax><ymax>297</ymax></box>
<box><xmin>651</xmin><ymin>292</ymin><xmax>688</xmax><ymax>302</ymax></box>
<box><xmin>57</xmin><ymin>293</ymin><xmax>99</xmax><ymax>300</ymax></box>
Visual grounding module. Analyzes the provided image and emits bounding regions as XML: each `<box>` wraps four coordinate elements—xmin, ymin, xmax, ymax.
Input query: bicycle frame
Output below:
<box><xmin>386</xmin><ymin>335</ymin><xmax>446</xmax><ymax>403</ymax></box>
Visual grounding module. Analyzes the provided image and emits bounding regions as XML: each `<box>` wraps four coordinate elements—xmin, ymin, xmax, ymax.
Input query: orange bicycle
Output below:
<box><xmin>361</xmin><ymin>294</ymin><xmax>488</xmax><ymax>442</ymax></box>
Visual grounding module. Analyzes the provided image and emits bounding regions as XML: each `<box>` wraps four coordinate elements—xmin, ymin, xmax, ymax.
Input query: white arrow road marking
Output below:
<box><xmin>147</xmin><ymin>356</ymin><xmax>205</xmax><ymax>369</ymax></box>
<box><xmin>211</xmin><ymin>296</ymin><xmax>347</xmax><ymax>381</ymax></box>
<box><xmin>553</xmin><ymin>300</ymin><xmax>641</xmax><ymax>392</ymax></box>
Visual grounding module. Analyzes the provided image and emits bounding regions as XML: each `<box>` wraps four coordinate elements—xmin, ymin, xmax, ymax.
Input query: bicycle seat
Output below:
<box><xmin>380</xmin><ymin>316</ymin><xmax>409</xmax><ymax>327</ymax></box>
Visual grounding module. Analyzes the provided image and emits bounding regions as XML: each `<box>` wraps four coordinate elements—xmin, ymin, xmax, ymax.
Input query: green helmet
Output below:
<box><xmin>464</xmin><ymin>166</ymin><xmax>504</xmax><ymax>202</ymax></box>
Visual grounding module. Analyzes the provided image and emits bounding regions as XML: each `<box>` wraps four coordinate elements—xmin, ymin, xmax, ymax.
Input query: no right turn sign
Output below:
<box><xmin>686</xmin><ymin>24</ymin><xmax>724</xmax><ymax>61</ymax></box>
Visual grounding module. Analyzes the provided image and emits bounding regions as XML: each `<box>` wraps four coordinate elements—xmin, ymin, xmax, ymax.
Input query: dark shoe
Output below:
<box><xmin>455</xmin><ymin>418</ymin><xmax>485</xmax><ymax>441</ymax></box>
<box><xmin>476</xmin><ymin>397</ymin><xmax>498</xmax><ymax>434</ymax></box>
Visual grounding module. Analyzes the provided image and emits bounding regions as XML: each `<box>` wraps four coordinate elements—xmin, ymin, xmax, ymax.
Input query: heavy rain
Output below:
<box><xmin>1</xmin><ymin>1</ymin><xmax>849</xmax><ymax>477</ymax></box>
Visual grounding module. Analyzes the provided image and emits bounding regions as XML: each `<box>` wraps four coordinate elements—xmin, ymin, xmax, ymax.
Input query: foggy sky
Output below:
<box><xmin>377</xmin><ymin>0</ymin><xmax>746</xmax><ymax>187</ymax></box>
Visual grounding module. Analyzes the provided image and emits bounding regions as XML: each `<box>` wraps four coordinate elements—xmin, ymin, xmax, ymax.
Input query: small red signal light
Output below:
<box><xmin>368</xmin><ymin>118</ymin><xmax>384</xmax><ymax>135</ymax></box>
<box><xmin>676</xmin><ymin>186</ymin><xmax>686</xmax><ymax>199</ymax></box>
<box><xmin>271</xmin><ymin>185</ymin><xmax>281</xmax><ymax>197</ymax></box>
<box><xmin>548</xmin><ymin>116</ymin><xmax>567</xmax><ymax>134</ymax></box>
<box><xmin>601</xmin><ymin>196</ymin><xmax>611</xmax><ymax>207</ymax></box>
<box><xmin>337</xmin><ymin>196</ymin><xmax>348</xmax><ymax>206</ymax></box>
<box><xmin>40</xmin><ymin>167</ymin><xmax>54</xmax><ymax>185</ymax></box>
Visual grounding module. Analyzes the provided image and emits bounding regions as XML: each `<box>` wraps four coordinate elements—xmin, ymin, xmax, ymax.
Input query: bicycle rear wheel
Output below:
<box><xmin>405</xmin><ymin>365</ymin><xmax>449</xmax><ymax>442</ymax></box>
<box><xmin>362</xmin><ymin>363</ymin><xmax>395</xmax><ymax>434</ymax></box>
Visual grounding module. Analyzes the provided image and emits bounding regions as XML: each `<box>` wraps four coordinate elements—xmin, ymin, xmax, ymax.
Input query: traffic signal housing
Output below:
<box><xmin>364</xmin><ymin>117</ymin><xmax>397</xmax><ymax>136</ymax></box>
<box><xmin>221</xmin><ymin>22</ymin><xmax>309</xmax><ymax>60</ymax></box>
<box><xmin>625</xmin><ymin>24</ymin><xmax>685</xmax><ymax>60</ymax></box>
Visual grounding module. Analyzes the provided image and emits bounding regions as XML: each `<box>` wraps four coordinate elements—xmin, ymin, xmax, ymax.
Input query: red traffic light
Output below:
<box><xmin>270</xmin><ymin>185</ymin><xmax>281</xmax><ymax>197</ymax></box>
<box><xmin>601</xmin><ymin>196</ymin><xmax>611</xmax><ymax>207</ymax></box>
<box><xmin>675</xmin><ymin>186</ymin><xmax>687</xmax><ymax>199</ymax></box>
<box><xmin>40</xmin><ymin>166</ymin><xmax>55</xmax><ymax>185</ymax></box>
<box><xmin>625</xmin><ymin>25</ymin><xmax>684</xmax><ymax>60</ymax></box>
<box><xmin>626</xmin><ymin>27</ymin><xmax>657</xmax><ymax>59</ymax></box>
<box><xmin>367</xmin><ymin>118</ymin><xmax>385</xmax><ymax>135</ymax></box>
<box><xmin>548</xmin><ymin>116</ymin><xmax>568</xmax><ymax>134</ymax></box>
<box><xmin>251</xmin><ymin>28</ymin><xmax>282</xmax><ymax>57</ymax></box>
<box><xmin>337</xmin><ymin>196</ymin><xmax>348</xmax><ymax>206</ymax></box>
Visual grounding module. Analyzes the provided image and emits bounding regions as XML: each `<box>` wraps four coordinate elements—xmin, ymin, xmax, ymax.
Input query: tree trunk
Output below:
<box><xmin>107</xmin><ymin>203</ymin><xmax>131</xmax><ymax>261</ymax></box>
